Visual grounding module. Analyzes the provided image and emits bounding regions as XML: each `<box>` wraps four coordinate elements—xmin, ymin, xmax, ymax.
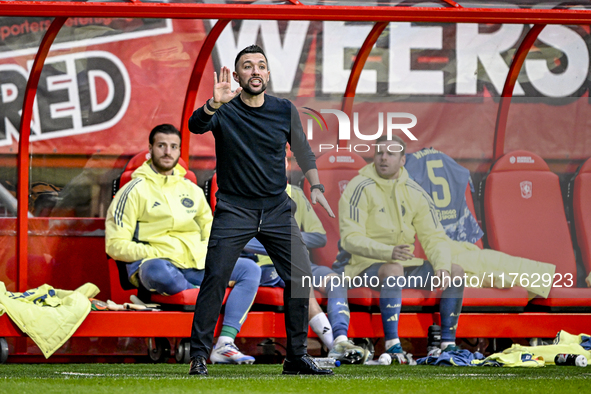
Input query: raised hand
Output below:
<box><xmin>212</xmin><ymin>66</ymin><xmax>242</xmax><ymax>108</ymax></box>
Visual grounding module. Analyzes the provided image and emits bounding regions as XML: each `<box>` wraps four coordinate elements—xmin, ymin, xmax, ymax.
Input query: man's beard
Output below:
<box><xmin>153</xmin><ymin>155</ymin><xmax>179</xmax><ymax>173</ymax></box>
<box><xmin>240</xmin><ymin>77</ymin><xmax>267</xmax><ymax>96</ymax></box>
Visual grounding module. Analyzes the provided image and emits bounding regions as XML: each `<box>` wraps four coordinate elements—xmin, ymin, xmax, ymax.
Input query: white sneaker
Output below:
<box><xmin>328</xmin><ymin>340</ymin><xmax>366</xmax><ymax>364</ymax></box>
<box><xmin>210</xmin><ymin>342</ymin><xmax>255</xmax><ymax>365</ymax></box>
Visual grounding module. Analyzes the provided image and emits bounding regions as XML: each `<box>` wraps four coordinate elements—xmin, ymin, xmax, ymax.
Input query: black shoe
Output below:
<box><xmin>189</xmin><ymin>356</ymin><xmax>208</xmax><ymax>376</ymax></box>
<box><xmin>282</xmin><ymin>354</ymin><xmax>334</xmax><ymax>375</ymax></box>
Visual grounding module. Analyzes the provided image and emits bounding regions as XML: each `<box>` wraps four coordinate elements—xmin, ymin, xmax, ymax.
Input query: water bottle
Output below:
<box><xmin>427</xmin><ymin>324</ymin><xmax>441</xmax><ymax>355</ymax></box>
<box><xmin>554</xmin><ymin>354</ymin><xmax>587</xmax><ymax>367</ymax></box>
<box><xmin>428</xmin><ymin>325</ymin><xmax>441</xmax><ymax>349</ymax></box>
<box><xmin>314</xmin><ymin>357</ymin><xmax>341</xmax><ymax>368</ymax></box>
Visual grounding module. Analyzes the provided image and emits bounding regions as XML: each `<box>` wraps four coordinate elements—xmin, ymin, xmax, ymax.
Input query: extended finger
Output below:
<box><xmin>319</xmin><ymin>197</ymin><xmax>335</xmax><ymax>218</ymax></box>
<box><xmin>396</xmin><ymin>246</ymin><xmax>413</xmax><ymax>258</ymax></box>
<box><xmin>401</xmin><ymin>251</ymin><xmax>414</xmax><ymax>260</ymax></box>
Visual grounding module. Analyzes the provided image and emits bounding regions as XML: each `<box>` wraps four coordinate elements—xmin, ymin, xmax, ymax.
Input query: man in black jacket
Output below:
<box><xmin>187</xmin><ymin>45</ymin><xmax>334</xmax><ymax>376</ymax></box>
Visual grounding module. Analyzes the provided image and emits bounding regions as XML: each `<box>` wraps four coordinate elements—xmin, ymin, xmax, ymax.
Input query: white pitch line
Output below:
<box><xmin>59</xmin><ymin>372</ymin><xmax>120</xmax><ymax>377</ymax></box>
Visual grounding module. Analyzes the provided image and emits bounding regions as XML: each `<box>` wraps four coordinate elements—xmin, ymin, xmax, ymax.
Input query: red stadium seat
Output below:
<box><xmin>108</xmin><ymin>258</ymin><xmax>137</xmax><ymax>304</ymax></box>
<box><xmin>412</xmin><ymin>165</ymin><xmax>527</xmax><ymax>310</ymax></box>
<box><xmin>203</xmin><ymin>172</ymin><xmax>219</xmax><ymax>213</ymax></box>
<box><xmin>572</xmin><ymin>158</ymin><xmax>591</xmax><ymax>276</ymax></box>
<box><xmin>482</xmin><ymin>150</ymin><xmax>591</xmax><ymax>310</ymax></box>
<box><xmin>151</xmin><ymin>288</ymin><xmax>232</xmax><ymax>309</ymax></box>
<box><xmin>108</xmin><ymin>150</ymin><xmax>210</xmax><ymax>311</ymax></box>
<box><xmin>253</xmin><ymin>287</ymin><xmax>285</xmax><ymax>311</ymax></box>
<box><xmin>459</xmin><ymin>186</ymin><xmax>529</xmax><ymax>311</ymax></box>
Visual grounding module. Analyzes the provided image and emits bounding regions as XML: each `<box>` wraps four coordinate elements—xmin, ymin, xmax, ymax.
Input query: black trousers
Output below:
<box><xmin>190</xmin><ymin>196</ymin><xmax>312</xmax><ymax>360</ymax></box>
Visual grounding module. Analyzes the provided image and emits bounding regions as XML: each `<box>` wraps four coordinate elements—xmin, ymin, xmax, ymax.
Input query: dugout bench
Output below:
<box><xmin>2</xmin><ymin>310</ymin><xmax>591</xmax><ymax>363</ymax></box>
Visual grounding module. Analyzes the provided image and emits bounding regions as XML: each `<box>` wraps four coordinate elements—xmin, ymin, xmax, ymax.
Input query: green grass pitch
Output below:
<box><xmin>1</xmin><ymin>364</ymin><xmax>590</xmax><ymax>393</ymax></box>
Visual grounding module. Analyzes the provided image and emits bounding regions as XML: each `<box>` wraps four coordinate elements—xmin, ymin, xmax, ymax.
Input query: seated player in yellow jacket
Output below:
<box><xmin>105</xmin><ymin>124</ymin><xmax>261</xmax><ymax>365</ymax></box>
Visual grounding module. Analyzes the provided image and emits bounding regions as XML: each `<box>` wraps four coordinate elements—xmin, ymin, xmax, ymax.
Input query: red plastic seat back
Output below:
<box><xmin>483</xmin><ymin>150</ymin><xmax>575</xmax><ymax>284</ymax></box>
<box><xmin>207</xmin><ymin>172</ymin><xmax>219</xmax><ymax>212</ymax></box>
<box><xmin>108</xmin><ymin>258</ymin><xmax>137</xmax><ymax>304</ymax></box>
<box><xmin>573</xmin><ymin>158</ymin><xmax>591</xmax><ymax>274</ymax></box>
<box><xmin>303</xmin><ymin>150</ymin><xmax>366</xmax><ymax>267</ymax></box>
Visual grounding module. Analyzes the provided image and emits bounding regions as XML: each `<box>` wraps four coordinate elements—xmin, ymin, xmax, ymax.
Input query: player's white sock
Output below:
<box><xmin>309</xmin><ymin>313</ymin><xmax>334</xmax><ymax>350</ymax></box>
<box><xmin>216</xmin><ymin>336</ymin><xmax>234</xmax><ymax>348</ymax></box>
<box><xmin>385</xmin><ymin>338</ymin><xmax>401</xmax><ymax>350</ymax></box>
<box><xmin>441</xmin><ymin>341</ymin><xmax>455</xmax><ymax>350</ymax></box>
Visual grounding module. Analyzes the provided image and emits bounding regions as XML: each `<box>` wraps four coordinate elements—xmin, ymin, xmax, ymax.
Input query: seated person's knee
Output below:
<box><xmin>317</xmin><ymin>273</ymin><xmax>339</xmax><ymax>293</ymax></box>
<box><xmin>139</xmin><ymin>258</ymin><xmax>185</xmax><ymax>294</ymax></box>
<box><xmin>451</xmin><ymin>263</ymin><xmax>464</xmax><ymax>279</ymax></box>
<box><xmin>139</xmin><ymin>258</ymin><xmax>172</xmax><ymax>283</ymax></box>
<box><xmin>234</xmin><ymin>257</ymin><xmax>261</xmax><ymax>283</ymax></box>
<box><xmin>378</xmin><ymin>262</ymin><xmax>403</xmax><ymax>282</ymax></box>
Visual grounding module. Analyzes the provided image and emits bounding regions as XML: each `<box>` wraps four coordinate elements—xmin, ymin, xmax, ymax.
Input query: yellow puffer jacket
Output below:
<box><xmin>0</xmin><ymin>282</ymin><xmax>99</xmax><ymax>358</ymax></box>
<box><xmin>105</xmin><ymin>160</ymin><xmax>212</xmax><ymax>270</ymax></box>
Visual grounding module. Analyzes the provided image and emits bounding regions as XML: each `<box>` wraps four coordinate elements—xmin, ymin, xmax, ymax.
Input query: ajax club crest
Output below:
<box><xmin>181</xmin><ymin>197</ymin><xmax>194</xmax><ymax>208</ymax></box>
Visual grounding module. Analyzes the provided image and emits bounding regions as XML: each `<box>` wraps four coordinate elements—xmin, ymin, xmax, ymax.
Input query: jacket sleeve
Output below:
<box><xmin>339</xmin><ymin>182</ymin><xmax>395</xmax><ymax>262</ymax></box>
<box><xmin>188</xmin><ymin>105</ymin><xmax>217</xmax><ymax>135</ymax></box>
<box><xmin>301</xmin><ymin>232</ymin><xmax>327</xmax><ymax>249</ymax></box>
<box><xmin>105</xmin><ymin>182</ymin><xmax>158</xmax><ymax>262</ymax></box>
<box><xmin>412</xmin><ymin>190</ymin><xmax>452</xmax><ymax>273</ymax></box>
<box><xmin>289</xmin><ymin>103</ymin><xmax>317</xmax><ymax>174</ymax></box>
